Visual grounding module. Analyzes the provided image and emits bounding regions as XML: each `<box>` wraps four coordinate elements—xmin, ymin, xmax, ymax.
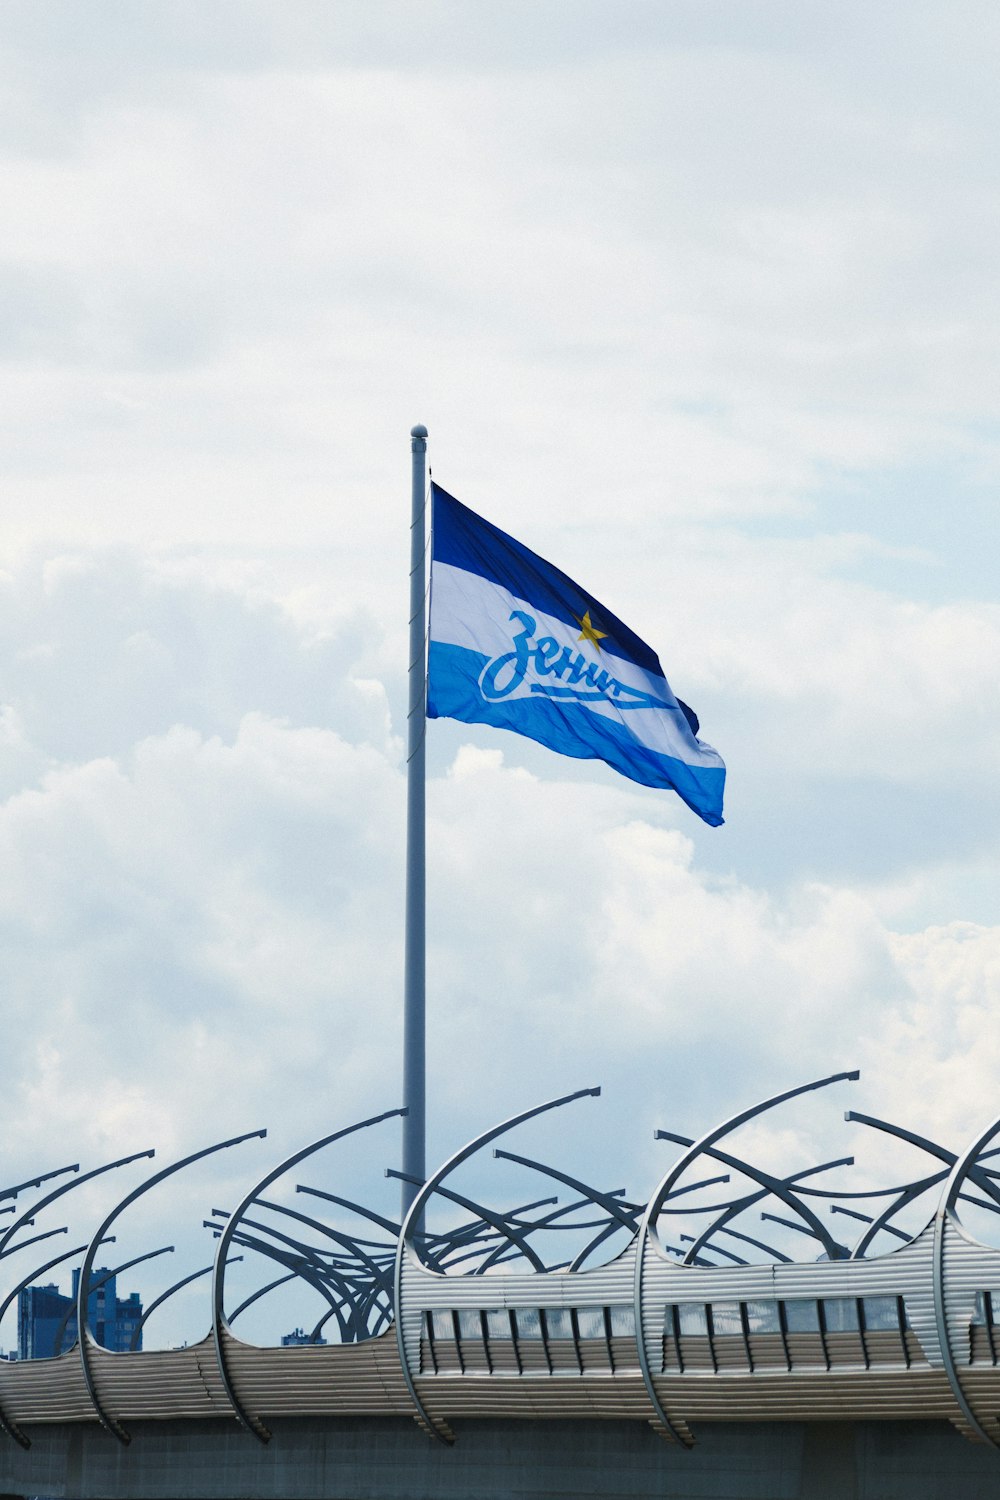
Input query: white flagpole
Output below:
<box><xmin>402</xmin><ymin>424</ymin><xmax>428</xmax><ymax>1215</ymax></box>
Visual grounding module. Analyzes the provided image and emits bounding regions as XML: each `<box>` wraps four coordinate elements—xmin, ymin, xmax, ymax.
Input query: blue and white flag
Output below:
<box><xmin>427</xmin><ymin>484</ymin><xmax>725</xmax><ymax>826</ymax></box>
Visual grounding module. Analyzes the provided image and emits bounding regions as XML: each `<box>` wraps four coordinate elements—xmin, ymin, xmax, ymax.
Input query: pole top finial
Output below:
<box><xmin>410</xmin><ymin>424</ymin><xmax>428</xmax><ymax>440</ymax></box>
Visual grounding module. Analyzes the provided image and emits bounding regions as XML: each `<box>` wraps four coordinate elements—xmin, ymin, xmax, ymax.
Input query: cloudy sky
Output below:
<box><xmin>0</xmin><ymin>0</ymin><xmax>998</xmax><ymax>1347</ymax></box>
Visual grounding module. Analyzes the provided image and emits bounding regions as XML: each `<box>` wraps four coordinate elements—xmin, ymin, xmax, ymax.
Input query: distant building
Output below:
<box><xmin>281</xmin><ymin>1327</ymin><xmax>327</xmax><ymax>1347</ymax></box>
<box><xmin>17</xmin><ymin>1270</ymin><xmax>143</xmax><ymax>1360</ymax></box>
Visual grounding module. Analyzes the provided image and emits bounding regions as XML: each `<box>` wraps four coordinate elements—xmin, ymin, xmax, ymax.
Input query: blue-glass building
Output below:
<box><xmin>17</xmin><ymin>1270</ymin><xmax>143</xmax><ymax>1359</ymax></box>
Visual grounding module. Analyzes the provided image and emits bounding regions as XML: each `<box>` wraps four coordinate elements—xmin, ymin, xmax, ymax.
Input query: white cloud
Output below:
<box><xmin>0</xmin><ymin>4</ymin><xmax>997</xmax><ymax>561</ymax></box>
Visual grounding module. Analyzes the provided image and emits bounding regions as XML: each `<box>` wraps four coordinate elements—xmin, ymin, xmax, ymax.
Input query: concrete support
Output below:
<box><xmin>0</xmin><ymin>1418</ymin><xmax>995</xmax><ymax>1500</ymax></box>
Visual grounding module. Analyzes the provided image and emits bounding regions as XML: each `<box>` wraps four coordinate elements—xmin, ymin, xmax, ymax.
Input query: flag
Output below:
<box><xmin>427</xmin><ymin>484</ymin><xmax>725</xmax><ymax>826</ymax></box>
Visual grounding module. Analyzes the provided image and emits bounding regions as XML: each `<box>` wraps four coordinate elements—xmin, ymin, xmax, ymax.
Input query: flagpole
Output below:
<box><xmin>402</xmin><ymin>423</ymin><xmax>428</xmax><ymax>1216</ymax></box>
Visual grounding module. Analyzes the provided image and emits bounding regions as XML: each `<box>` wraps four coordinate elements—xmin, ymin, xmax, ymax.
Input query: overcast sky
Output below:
<box><xmin>0</xmin><ymin>1</ymin><xmax>998</xmax><ymax>1348</ymax></box>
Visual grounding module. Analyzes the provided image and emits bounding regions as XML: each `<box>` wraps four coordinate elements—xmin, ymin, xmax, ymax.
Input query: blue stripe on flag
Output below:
<box><xmin>427</xmin><ymin>640</ymin><xmax>725</xmax><ymax>826</ymax></box>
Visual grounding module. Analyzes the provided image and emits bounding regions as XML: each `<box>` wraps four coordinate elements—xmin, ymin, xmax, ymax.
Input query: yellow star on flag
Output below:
<box><xmin>576</xmin><ymin>609</ymin><xmax>608</xmax><ymax>651</ymax></box>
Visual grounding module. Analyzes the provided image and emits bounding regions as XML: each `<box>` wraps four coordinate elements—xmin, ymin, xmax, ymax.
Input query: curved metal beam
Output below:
<box><xmin>393</xmin><ymin>1176</ymin><xmax>593</xmax><ymax>1277</ymax></box>
<box><xmin>829</xmin><ymin>1204</ymin><xmax>911</xmax><ymax>1246</ymax></box>
<box><xmin>708</xmin><ymin>1223</ymin><xmax>792</xmax><ymax>1263</ymax></box>
<box><xmin>566</xmin><ymin>1172</ymin><xmax>731</xmax><ymax>1273</ymax></box>
<box><xmin>840</xmin><ymin>1110</ymin><xmax>999</xmax><ymax>1257</ymax></box>
<box><xmin>487</xmin><ymin>1147</ymin><xmax>657</xmax><ymax>1269</ymax></box>
<box><xmin>247</xmin><ymin>1202</ymin><xmax>397</xmax><ymax>1342</ymax></box>
<box><xmin>221</xmin><ymin>1226</ymin><xmax>345</xmax><ymax>1325</ymax></box>
<box><xmin>475</xmin><ymin>1195</ymin><xmax>628</xmax><ymax>1276</ymax></box>
<box><xmin>128</xmin><ymin>1261</ymin><xmax>244</xmax><ymax>1352</ymax></box>
<box><xmin>236</xmin><ymin>1216</ymin><xmax>372</xmax><ymax>1297</ymax></box>
<box><xmin>654</xmin><ymin>1129</ymin><xmax>853</xmax><ymax>1262</ymax></box>
<box><xmin>255</xmin><ymin>1200</ymin><xmax>396</xmax><ymax>1295</ymax></box>
<box><xmin>848</xmin><ymin>1182</ymin><xmax>999</xmax><ymax>1262</ymax></box>
<box><xmin>78</xmin><ymin>1129</ymin><xmax>264</xmax><ymax>1443</ymax></box>
<box><xmin>0</xmin><ymin>1226</ymin><xmax>69</xmax><ymax>1262</ymax></box>
<box><xmin>387</xmin><ymin>1168</ymin><xmax>549</xmax><ymax>1273</ymax></box>
<box><xmin>482</xmin><ymin>1190</ymin><xmax>629</xmax><ymax>1265</ymax></box>
<box><xmin>846</xmin><ymin>1111</ymin><xmax>955</xmax><ymax>1166</ymax></box>
<box><xmin>933</xmin><ymin>1112</ymin><xmax>1000</xmax><ymax>1449</ymax></box>
<box><xmin>394</xmin><ymin>1086</ymin><xmax>600</xmax><ymax>1444</ymax></box>
<box><xmin>694</xmin><ymin>1158</ymin><xmax>849</xmax><ymax>1251</ymax></box>
<box><xmin>634</xmin><ymin>1070</ymin><xmax>859</xmax><ymax>1448</ymax></box>
<box><xmin>492</xmin><ymin>1148</ymin><xmax>642</xmax><ymax>1228</ymax></box>
<box><xmin>680</xmin><ymin>1233</ymin><xmax>747</xmax><ymax>1267</ymax></box>
<box><xmin>0</xmin><ymin>1164</ymin><xmax>79</xmax><ymax>1204</ymax></box>
<box><xmin>847</xmin><ymin>1111</ymin><xmax>1000</xmax><ymax>1213</ymax></box>
<box><xmin>0</xmin><ymin>1150</ymin><xmax>154</xmax><ymax>1259</ymax></box>
<box><xmin>211</xmin><ymin>1107</ymin><xmax>404</xmax><ymax>1443</ymax></box>
<box><xmin>0</xmin><ymin>1236</ymin><xmax>113</xmax><ymax>1448</ymax></box>
<box><xmin>680</xmin><ymin>1166</ymin><xmax>850</xmax><ymax>1265</ymax></box>
<box><xmin>295</xmin><ymin>1185</ymin><xmax>401</xmax><ymax>1239</ymax></box>
<box><xmin>567</xmin><ymin>1218</ymin><xmax>633</xmax><ymax>1274</ymax></box>
<box><xmin>56</xmin><ymin>1246</ymin><xmax>174</xmax><ymax>1357</ymax></box>
<box><xmin>309</xmin><ymin>1287</ymin><xmax>393</xmax><ymax>1346</ymax></box>
<box><xmin>227</xmin><ymin>1271</ymin><xmax>296</xmax><ymax>1327</ymax></box>
<box><xmin>424</xmin><ymin>1192</ymin><xmax>566</xmax><ymax>1274</ymax></box>
<box><xmin>849</xmin><ymin>1174</ymin><xmax>946</xmax><ymax>1258</ymax></box>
